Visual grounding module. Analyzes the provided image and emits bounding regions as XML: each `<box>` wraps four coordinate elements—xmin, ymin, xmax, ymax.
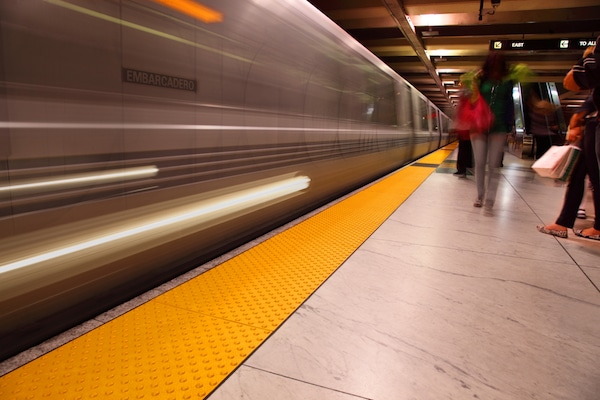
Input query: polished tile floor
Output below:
<box><xmin>207</xmin><ymin>149</ymin><xmax>600</xmax><ymax>400</ymax></box>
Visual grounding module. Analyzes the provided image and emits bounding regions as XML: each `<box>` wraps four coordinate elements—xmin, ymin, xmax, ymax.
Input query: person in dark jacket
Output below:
<box><xmin>564</xmin><ymin>42</ymin><xmax>600</xmax><ymax>169</ymax></box>
<box><xmin>537</xmin><ymin>96</ymin><xmax>600</xmax><ymax>240</ymax></box>
<box><xmin>551</xmin><ymin>41</ymin><xmax>600</xmax><ymax>240</ymax></box>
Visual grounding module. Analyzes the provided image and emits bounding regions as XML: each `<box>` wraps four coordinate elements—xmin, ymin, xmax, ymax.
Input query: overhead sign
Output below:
<box><xmin>122</xmin><ymin>68</ymin><xmax>196</xmax><ymax>92</ymax></box>
<box><xmin>490</xmin><ymin>39</ymin><xmax>596</xmax><ymax>51</ymax></box>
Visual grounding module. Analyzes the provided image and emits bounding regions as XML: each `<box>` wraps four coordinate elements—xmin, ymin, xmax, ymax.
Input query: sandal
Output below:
<box><xmin>536</xmin><ymin>225</ymin><xmax>568</xmax><ymax>238</ymax></box>
<box><xmin>573</xmin><ymin>228</ymin><xmax>600</xmax><ymax>240</ymax></box>
<box><xmin>473</xmin><ymin>199</ymin><xmax>483</xmax><ymax>208</ymax></box>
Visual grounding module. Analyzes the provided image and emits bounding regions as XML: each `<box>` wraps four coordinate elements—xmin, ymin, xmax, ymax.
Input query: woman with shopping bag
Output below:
<box><xmin>537</xmin><ymin>95</ymin><xmax>600</xmax><ymax>239</ymax></box>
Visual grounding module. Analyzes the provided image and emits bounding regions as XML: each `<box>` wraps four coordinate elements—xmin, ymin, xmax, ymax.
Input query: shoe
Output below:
<box><xmin>473</xmin><ymin>199</ymin><xmax>483</xmax><ymax>207</ymax></box>
<box><xmin>454</xmin><ymin>171</ymin><xmax>467</xmax><ymax>178</ymax></box>
<box><xmin>484</xmin><ymin>201</ymin><xmax>493</xmax><ymax>215</ymax></box>
<box><xmin>536</xmin><ymin>225</ymin><xmax>568</xmax><ymax>238</ymax></box>
<box><xmin>577</xmin><ymin>209</ymin><xmax>586</xmax><ymax>219</ymax></box>
<box><xmin>573</xmin><ymin>228</ymin><xmax>600</xmax><ymax>240</ymax></box>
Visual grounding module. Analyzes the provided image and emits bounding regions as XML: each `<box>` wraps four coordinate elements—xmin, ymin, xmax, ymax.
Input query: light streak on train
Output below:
<box><xmin>0</xmin><ymin>166</ymin><xmax>159</xmax><ymax>194</ymax></box>
<box><xmin>0</xmin><ymin>175</ymin><xmax>310</xmax><ymax>275</ymax></box>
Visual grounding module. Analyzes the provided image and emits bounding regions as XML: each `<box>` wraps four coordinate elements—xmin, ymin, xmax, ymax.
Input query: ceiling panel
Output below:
<box><xmin>307</xmin><ymin>0</ymin><xmax>600</xmax><ymax>117</ymax></box>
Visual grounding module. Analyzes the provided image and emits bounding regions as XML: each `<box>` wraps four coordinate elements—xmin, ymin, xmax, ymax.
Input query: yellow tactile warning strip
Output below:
<box><xmin>0</xmin><ymin>144</ymin><xmax>455</xmax><ymax>400</ymax></box>
<box><xmin>417</xmin><ymin>144</ymin><xmax>455</xmax><ymax>165</ymax></box>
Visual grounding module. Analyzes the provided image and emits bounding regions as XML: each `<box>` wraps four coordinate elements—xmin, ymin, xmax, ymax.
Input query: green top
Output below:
<box><xmin>459</xmin><ymin>63</ymin><xmax>532</xmax><ymax>133</ymax></box>
<box><xmin>479</xmin><ymin>79</ymin><xmax>514</xmax><ymax>133</ymax></box>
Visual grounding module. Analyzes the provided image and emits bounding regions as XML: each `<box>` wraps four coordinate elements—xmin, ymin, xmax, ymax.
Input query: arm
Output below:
<box><xmin>566</xmin><ymin>96</ymin><xmax>594</xmax><ymax>142</ymax></box>
<box><xmin>566</xmin><ymin>111</ymin><xmax>586</xmax><ymax>143</ymax></box>
<box><xmin>564</xmin><ymin>41</ymin><xmax>599</xmax><ymax>91</ymax></box>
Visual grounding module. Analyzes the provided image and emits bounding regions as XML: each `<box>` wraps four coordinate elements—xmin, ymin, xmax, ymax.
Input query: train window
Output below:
<box><xmin>441</xmin><ymin>116</ymin><xmax>450</xmax><ymax>133</ymax></box>
<box><xmin>431</xmin><ymin>106</ymin><xmax>439</xmax><ymax>131</ymax></box>
<box><xmin>417</xmin><ymin>97</ymin><xmax>430</xmax><ymax>131</ymax></box>
<box><xmin>334</xmin><ymin>71</ymin><xmax>397</xmax><ymax>125</ymax></box>
<box><xmin>369</xmin><ymin>79</ymin><xmax>396</xmax><ymax>125</ymax></box>
<box><xmin>397</xmin><ymin>83</ymin><xmax>413</xmax><ymax>130</ymax></box>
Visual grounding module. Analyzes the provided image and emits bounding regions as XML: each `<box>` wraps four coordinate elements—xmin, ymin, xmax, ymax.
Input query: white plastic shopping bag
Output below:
<box><xmin>531</xmin><ymin>145</ymin><xmax>580</xmax><ymax>181</ymax></box>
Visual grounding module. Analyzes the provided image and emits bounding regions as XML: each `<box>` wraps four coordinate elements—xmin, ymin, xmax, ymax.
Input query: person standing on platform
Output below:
<box><xmin>462</xmin><ymin>52</ymin><xmax>515</xmax><ymax>213</ymax></box>
<box><xmin>528</xmin><ymin>95</ymin><xmax>559</xmax><ymax>160</ymax></box>
<box><xmin>454</xmin><ymin>128</ymin><xmax>473</xmax><ymax>178</ymax></box>
<box><xmin>537</xmin><ymin>41</ymin><xmax>600</xmax><ymax>240</ymax></box>
<box><xmin>453</xmin><ymin>82</ymin><xmax>474</xmax><ymax>178</ymax></box>
<box><xmin>564</xmin><ymin>41</ymin><xmax>600</xmax><ymax>172</ymax></box>
<box><xmin>537</xmin><ymin>95</ymin><xmax>600</xmax><ymax>239</ymax></box>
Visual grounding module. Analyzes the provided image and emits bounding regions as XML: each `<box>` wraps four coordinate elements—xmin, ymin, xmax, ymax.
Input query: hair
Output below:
<box><xmin>480</xmin><ymin>51</ymin><xmax>508</xmax><ymax>80</ymax></box>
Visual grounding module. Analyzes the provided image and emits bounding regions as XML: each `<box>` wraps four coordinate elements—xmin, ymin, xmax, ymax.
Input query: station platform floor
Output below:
<box><xmin>1</xmin><ymin>143</ymin><xmax>599</xmax><ymax>400</ymax></box>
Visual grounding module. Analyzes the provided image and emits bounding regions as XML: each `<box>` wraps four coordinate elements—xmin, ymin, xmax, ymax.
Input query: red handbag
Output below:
<box><xmin>456</xmin><ymin>94</ymin><xmax>495</xmax><ymax>134</ymax></box>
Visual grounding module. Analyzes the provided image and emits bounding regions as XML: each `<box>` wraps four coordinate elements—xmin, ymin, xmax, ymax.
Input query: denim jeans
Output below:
<box><xmin>470</xmin><ymin>132</ymin><xmax>507</xmax><ymax>206</ymax></box>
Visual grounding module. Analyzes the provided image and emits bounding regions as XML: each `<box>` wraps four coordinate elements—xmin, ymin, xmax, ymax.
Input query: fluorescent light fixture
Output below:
<box><xmin>419</xmin><ymin>14</ymin><xmax>444</xmax><ymax>26</ymax></box>
<box><xmin>0</xmin><ymin>175</ymin><xmax>310</xmax><ymax>275</ymax></box>
<box><xmin>421</xmin><ymin>30</ymin><xmax>439</xmax><ymax>37</ymax></box>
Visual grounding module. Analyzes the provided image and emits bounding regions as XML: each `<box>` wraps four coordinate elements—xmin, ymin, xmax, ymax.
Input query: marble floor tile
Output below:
<box><xmin>373</xmin><ymin>201</ymin><xmax>575</xmax><ymax>265</ymax></box>
<box><xmin>209</xmin><ymin>150</ymin><xmax>600</xmax><ymax>400</ymax></box>
<box><xmin>242</xmin><ymin>245</ymin><xmax>600</xmax><ymax>400</ymax></box>
<box><xmin>206</xmin><ymin>366</ymin><xmax>368</xmax><ymax>400</ymax></box>
<box><xmin>582</xmin><ymin>265</ymin><xmax>600</xmax><ymax>289</ymax></box>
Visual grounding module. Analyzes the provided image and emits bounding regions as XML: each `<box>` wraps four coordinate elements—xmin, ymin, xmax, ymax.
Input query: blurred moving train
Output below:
<box><xmin>0</xmin><ymin>0</ymin><xmax>452</xmax><ymax>361</ymax></box>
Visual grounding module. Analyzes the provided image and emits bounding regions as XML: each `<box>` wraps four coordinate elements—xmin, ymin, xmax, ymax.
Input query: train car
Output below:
<box><xmin>0</xmin><ymin>0</ymin><xmax>450</xmax><ymax>361</ymax></box>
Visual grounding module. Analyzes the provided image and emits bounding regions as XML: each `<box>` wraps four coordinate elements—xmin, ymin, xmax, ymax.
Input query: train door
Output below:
<box><xmin>428</xmin><ymin>103</ymin><xmax>441</xmax><ymax>151</ymax></box>
<box><xmin>395</xmin><ymin>81</ymin><xmax>413</xmax><ymax>130</ymax></box>
<box><xmin>411</xmin><ymin>91</ymin><xmax>432</xmax><ymax>159</ymax></box>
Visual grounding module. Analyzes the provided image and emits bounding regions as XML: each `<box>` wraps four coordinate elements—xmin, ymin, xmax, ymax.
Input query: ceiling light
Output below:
<box><xmin>422</xmin><ymin>30</ymin><xmax>439</xmax><ymax>37</ymax></box>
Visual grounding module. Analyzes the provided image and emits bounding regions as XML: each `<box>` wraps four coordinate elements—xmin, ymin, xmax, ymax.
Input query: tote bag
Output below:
<box><xmin>455</xmin><ymin>94</ymin><xmax>495</xmax><ymax>133</ymax></box>
<box><xmin>531</xmin><ymin>145</ymin><xmax>580</xmax><ymax>181</ymax></box>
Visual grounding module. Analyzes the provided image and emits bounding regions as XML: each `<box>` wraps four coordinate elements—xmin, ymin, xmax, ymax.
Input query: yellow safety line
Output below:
<box><xmin>418</xmin><ymin>144</ymin><xmax>455</xmax><ymax>165</ymax></box>
<box><xmin>0</xmin><ymin>145</ymin><xmax>454</xmax><ymax>400</ymax></box>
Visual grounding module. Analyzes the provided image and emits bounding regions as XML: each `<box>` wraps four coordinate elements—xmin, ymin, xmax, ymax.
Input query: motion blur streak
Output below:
<box><xmin>0</xmin><ymin>122</ymin><xmax>357</xmax><ymax>132</ymax></box>
<box><xmin>151</xmin><ymin>0</ymin><xmax>223</xmax><ymax>23</ymax></box>
<box><xmin>44</xmin><ymin>0</ymin><xmax>250</xmax><ymax>62</ymax></box>
<box><xmin>0</xmin><ymin>166</ymin><xmax>159</xmax><ymax>193</ymax></box>
<box><xmin>0</xmin><ymin>175</ymin><xmax>310</xmax><ymax>275</ymax></box>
